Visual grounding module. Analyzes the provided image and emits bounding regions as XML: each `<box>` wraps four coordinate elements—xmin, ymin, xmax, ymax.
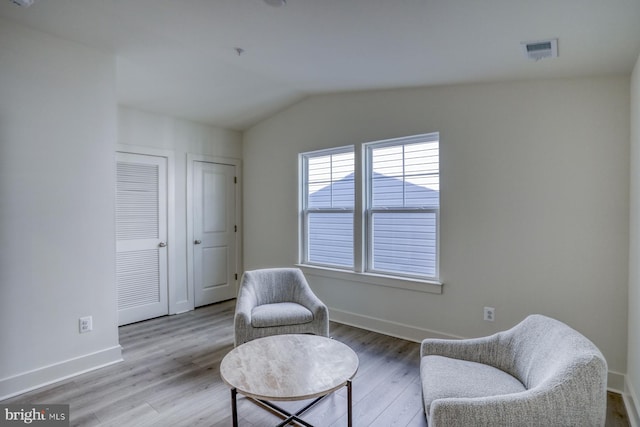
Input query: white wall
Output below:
<box><xmin>0</xmin><ymin>18</ymin><xmax>121</xmax><ymax>398</ymax></box>
<box><xmin>244</xmin><ymin>77</ymin><xmax>630</xmax><ymax>382</ymax></box>
<box><xmin>628</xmin><ymin>53</ymin><xmax>640</xmax><ymax>425</ymax></box>
<box><xmin>117</xmin><ymin>106</ymin><xmax>242</xmax><ymax>311</ymax></box>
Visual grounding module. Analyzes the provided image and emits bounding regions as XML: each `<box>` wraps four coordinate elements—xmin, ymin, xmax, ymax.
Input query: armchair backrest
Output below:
<box><xmin>492</xmin><ymin>315</ymin><xmax>607</xmax><ymax>391</ymax></box>
<box><xmin>240</xmin><ymin>268</ymin><xmax>310</xmax><ymax>306</ymax></box>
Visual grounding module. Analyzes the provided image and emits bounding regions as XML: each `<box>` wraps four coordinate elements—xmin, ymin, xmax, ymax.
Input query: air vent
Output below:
<box><xmin>521</xmin><ymin>39</ymin><xmax>558</xmax><ymax>61</ymax></box>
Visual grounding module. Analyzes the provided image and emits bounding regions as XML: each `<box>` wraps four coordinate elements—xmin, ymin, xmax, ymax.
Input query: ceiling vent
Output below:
<box><xmin>521</xmin><ymin>39</ymin><xmax>558</xmax><ymax>61</ymax></box>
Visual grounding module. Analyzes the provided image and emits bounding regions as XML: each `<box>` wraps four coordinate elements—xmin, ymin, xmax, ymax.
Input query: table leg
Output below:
<box><xmin>347</xmin><ymin>380</ymin><xmax>353</xmax><ymax>427</ymax></box>
<box><xmin>231</xmin><ymin>388</ymin><xmax>238</xmax><ymax>427</ymax></box>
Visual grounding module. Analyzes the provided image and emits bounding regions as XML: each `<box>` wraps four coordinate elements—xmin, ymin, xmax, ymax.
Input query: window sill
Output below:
<box><xmin>296</xmin><ymin>264</ymin><xmax>443</xmax><ymax>295</ymax></box>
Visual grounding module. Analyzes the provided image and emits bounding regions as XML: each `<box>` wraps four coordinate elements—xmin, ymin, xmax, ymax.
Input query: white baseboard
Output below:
<box><xmin>0</xmin><ymin>345</ymin><xmax>123</xmax><ymax>401</ymax></box>
<box><xmin>625</xmin><ymin>377</ymin><xmax>640</xmax><ymax>427</ymax></box>
<box><xmin>329</xmin><ymin>307</ymin><xmax>627</xmax><ymax>400</ymax></box>
<box><xmin>329</xmin><ymin>307</ymin><xmax>465</xmax><ymax>343</ymax></box>
<box><xmin>608</xmin><ymin>370</ymin><xmax>626</xmax><ymax>394</ymax></box>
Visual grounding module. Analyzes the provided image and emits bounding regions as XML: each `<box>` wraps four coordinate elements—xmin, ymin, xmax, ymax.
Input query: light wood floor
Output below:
<box><xmin>3</xmin><ymin>300</ymin><xmax>630</xmax><ymax>426</ymax></box>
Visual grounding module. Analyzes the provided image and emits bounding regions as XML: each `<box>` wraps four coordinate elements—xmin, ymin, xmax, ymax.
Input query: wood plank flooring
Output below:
<box><xmin>3</xmin><ymin>300</ymin><xmax>630</xmax><ymax>426</ymax></box>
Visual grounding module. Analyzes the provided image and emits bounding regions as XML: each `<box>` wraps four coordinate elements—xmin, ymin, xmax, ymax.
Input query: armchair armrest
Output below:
<box><xmin>295</xmin><ymin>285</ymin><xmax>329</xmax><ymax>337</ymax></box>
<box><xmin>421</xmin><ymin>335</ymin><xmax>501</xmax><ymax>366</ymax></box>
<box><xmin>233</xmin><ymin>284</ymin><xmax>258</xmax><ymax>346</ymax></box>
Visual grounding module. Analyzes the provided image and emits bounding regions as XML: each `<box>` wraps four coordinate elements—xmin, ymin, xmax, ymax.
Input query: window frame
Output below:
<box><xmin>299</xmin><ymin>145</ymin><xmax>355</xmax><ymax>270</ymax></box>
<box><xmin>298</xmin><ymin>133</ymin><xmax>442</xmax><ymax>294</ymax></box>
<box><xmin>364</xmin><ymin>133</ymin><xmax>440</xmax><ymax>281</ymax></box>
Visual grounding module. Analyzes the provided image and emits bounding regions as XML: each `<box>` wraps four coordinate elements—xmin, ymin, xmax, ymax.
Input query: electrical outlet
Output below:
<box><xmin>483</xmin><ymin>307</ymin><xmax>495</xmax><ymax>322</ymax></box>
<box><xmin>79</xmin><ymin>316</ymin><xmax>93</xmax><ymax>333</ymax></box>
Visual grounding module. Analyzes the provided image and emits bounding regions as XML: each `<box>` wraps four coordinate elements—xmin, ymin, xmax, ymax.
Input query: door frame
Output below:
<box><xmin>117</xmin><ymin>144</ymin><xmax>180</xmax><ymax>314</ymax></box>
<box><xmin>187</xmin><ymin>154</ymin><xmax>242</xmax><ymax>309</ymax></box>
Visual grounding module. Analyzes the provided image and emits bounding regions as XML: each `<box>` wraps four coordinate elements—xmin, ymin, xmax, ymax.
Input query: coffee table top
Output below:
<box><xmin>220</xmin><ymin>334</ymin><xmax>359</xmax><ymax>401</ymax></box>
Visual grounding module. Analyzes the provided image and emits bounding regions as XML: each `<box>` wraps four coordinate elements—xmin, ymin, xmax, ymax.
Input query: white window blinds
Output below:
<box><xmin>303</xmin><ymin>149</ymin><xmax>354</xmax><ymax>268</ymax></box>
<box><xmin>366</xmin><ymin>134</ymin><xmax>439</xmax><ymax>279</ymax></box>
<box><xmin>299</xmin><ymin>133</ymin><xmax>440</xmax><ymax>281</ymax></box>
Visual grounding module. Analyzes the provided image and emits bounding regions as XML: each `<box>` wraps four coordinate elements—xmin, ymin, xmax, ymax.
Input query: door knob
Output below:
<box><xmin>194</xmin><ymin>240</ymin><xmax>202</xmax><ymax>245</ymax></box>
<box><xmin>158</xmin><ymin>241</ymin><xmax>167</xmax><ymax>247</ymax></box>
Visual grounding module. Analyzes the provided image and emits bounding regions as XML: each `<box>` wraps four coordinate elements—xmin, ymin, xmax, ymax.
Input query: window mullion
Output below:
<box><xmin>353</xmin><ymin>142</ymin><xmax>364</xmax><ymax>273</ymax></box>
<box><xmin>299</xmin><ymin>156</ymin><xmax>308</xmax><ymax>264</ymax></box>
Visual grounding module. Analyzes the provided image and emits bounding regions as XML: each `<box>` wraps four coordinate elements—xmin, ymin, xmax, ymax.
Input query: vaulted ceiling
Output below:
<box><xmin>1</xmin><ymin>0</ymin><xmax>639</xmax><ymax>130</ymax></box>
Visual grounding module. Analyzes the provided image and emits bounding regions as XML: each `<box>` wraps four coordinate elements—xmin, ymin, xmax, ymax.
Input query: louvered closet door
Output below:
<box><xmin>116</xmin><ymin>152</ymin><xmax>168</xmax><ymax>326</ymax></box>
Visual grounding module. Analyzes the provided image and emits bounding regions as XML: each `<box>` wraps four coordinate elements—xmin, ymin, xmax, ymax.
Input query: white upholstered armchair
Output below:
<box><xmin>420</xmin><ymin>314</ymin><xmax>608</xmax><ymax>427</ymax></box>
<box><xmin>233</xmin><ymin>268</ymin><xmax>329</xmax><ymax>346</ymax></box>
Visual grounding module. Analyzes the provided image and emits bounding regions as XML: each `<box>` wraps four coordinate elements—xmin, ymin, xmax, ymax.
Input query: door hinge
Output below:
<box><xmin>234</xmin><ymin>176</ymin><xmax>237</xmax><ymax>184</ymax></box>
<box><xmin>234</xmin><ymin>225</ymin><xmax>237</xmax><ymax>232</ymax></box>
<box><xmin>235</xmin><ymin>273</ymin><xmax>238</xmax><ymax>280</ymax></box>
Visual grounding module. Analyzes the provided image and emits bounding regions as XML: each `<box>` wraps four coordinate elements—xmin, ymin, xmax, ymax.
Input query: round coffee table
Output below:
<box><xmin>220</xmin><ymin>334</ymin><xmax>359</xmax><ymax>427</ymax></box>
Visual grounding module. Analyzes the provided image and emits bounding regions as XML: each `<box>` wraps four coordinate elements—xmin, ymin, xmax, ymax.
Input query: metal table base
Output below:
<box><xmin>231</xmin><ymin>380</ymin><xmax>353</xmax><ymax>427</ymax></box>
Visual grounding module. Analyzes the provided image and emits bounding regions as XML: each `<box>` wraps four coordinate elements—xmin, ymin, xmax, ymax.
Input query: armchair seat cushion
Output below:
<box><xmin>251</xmin><ymin>302</ymin><xmax>314</xmax><ymax>328</ymax></box>
<box><xmin>421</xmin><ymin>355</ymin><xmax>526</xmax><ymax>417</ymax></box>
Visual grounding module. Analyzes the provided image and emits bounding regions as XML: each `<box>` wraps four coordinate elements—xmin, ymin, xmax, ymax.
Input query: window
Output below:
<box><xmin>365</xmin><ymin>134</ymin><xmax>439</xmax><ymax>279</ymax></box>
<box><xmin>301</xmin><ymin>147</ymin><xmax>355</xmax><ymax>268</ymax></box>
<box><xmin>300</xmin><ymin>132</ymin><xmax>439</xmax><ymax>282</ymax></box>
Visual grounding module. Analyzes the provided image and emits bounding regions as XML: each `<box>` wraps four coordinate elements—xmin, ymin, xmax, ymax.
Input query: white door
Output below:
<box><xmin>193</xmin><ymin>161</ymin><xmax>237</xmax><ymax>307</ymax></box>
<box><xmin>116</xmin><ymin>152</ymin><xmax>169</xmax><ymax>325</ymax></box>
